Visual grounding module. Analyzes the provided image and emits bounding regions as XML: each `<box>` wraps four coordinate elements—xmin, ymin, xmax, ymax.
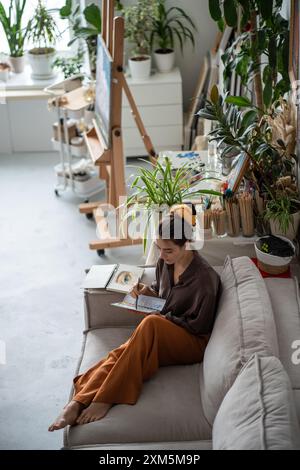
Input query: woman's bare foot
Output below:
<box><xmin>76</xmin><ymin>402</ymin><xmax>112</xmax><ymax>425</ymax></box>
<box><xmin>48</xmin><ymin>400</ymin><xmax>84</xmax><ymax>432</ymax></box>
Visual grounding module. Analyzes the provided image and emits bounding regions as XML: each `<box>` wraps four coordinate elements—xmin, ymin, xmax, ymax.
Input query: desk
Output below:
<box><xmin>145</xmin><ymin>234</ymin><xmax>257</xmax><ymax>266</ymax></box>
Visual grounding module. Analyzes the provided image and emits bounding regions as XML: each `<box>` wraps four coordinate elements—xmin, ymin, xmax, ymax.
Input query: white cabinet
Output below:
<box><xmin>0</xmin><ymin>66</ymin><xmax>183</xmax><ymax>156</ymax></box>
<box><xmin>122</xmin><ymin>68</ymin><xmax>183</xmax><ymax>156</ymax></box>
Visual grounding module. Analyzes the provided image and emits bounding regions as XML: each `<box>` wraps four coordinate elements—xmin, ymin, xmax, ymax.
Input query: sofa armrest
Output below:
<box><xmin>84</xmin><ymin>267</ymin><xmax>156</xmax><ymax>330</ymax></box>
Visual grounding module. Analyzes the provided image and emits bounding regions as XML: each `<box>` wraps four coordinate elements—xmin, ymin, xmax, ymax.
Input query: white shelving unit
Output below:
<box><xmin>44</xmin><ymin>78</ymin><xmax>106</xmax><ymax>199</ymax></box>
<box><xmin>123</xmin><ymin>68</ymin><xmax>183</xmax><ymax>156</ymax></box>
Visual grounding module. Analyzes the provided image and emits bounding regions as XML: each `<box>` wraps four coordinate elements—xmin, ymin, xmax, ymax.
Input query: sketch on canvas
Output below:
<box><xmin>227</xmin><ymin>153</ymin><xmax>250</xmax><ymax>193</ymax></box>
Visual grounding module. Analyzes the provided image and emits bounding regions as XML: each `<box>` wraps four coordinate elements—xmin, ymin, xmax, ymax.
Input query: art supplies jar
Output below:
<box><xmin>202</xmin><ymin>209</ymin><xmax>213</xmax><ymax>239</ymax></box>
<box><xmin>211</xmin><ymin>209</ymin><xmax>227</xmax><ymax>238</ymax></box>
<box><xmin>225</xmin><ymin>198</ymin><xmax>240</xmax><ymax>237</ymax></box>
<box><xmin>238</xmin><ymin>192</ymin><xmax>255</xmax><ymax>237</ymax></box>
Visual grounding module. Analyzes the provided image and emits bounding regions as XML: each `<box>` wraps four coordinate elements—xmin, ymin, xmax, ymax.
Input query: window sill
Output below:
<box><xmin>1</xmin><ymin>65</ymin><xmax>64</xmax><ymax>100</ymax></box>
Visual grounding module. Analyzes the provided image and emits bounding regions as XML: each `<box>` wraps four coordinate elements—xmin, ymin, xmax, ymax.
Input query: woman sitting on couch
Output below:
<box><xmin>49</xmin><ymin>209</ymin><xmax>221</xmax><ymax>431</ymax></box>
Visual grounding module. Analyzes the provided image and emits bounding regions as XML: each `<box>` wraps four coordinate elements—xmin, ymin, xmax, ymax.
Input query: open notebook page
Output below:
<box><xmin>111</xmin><ymin>294</ymin><xmax>166</xmax><ymax>314</ymax></box>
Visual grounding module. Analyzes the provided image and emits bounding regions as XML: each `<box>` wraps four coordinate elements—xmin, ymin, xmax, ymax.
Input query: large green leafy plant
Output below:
<box><xmin>199</xmin><ymin>85</ymin><xmax>299</xmax><ymax>234</ymax></box>
<box><xmin>0</xmin><ymin>0</ymin><xmax>30</xmax><ymax>57</ymax></box>
<box><xmin>150</xmin><ymin>1</ymin><xmax>196</xmax><ymax>53</ymax></box>
<box><xmin>198</xmin><ymin>86</ymin><xmax>296</xmax><ymax>194</ymax></box>
<box><xmin>125</xmin><ymin>157</ymin><xmax>221</xmax><ymax>250</ymax></box>
<box><xmin>208</xmin><ymin>0</ymin><xmax>290</xmax><ymax>110</ymax></box>
<box><xmin>59</xmin><ymin>0</ymin><xmax>102</xmax><ymax>75</ymax></box>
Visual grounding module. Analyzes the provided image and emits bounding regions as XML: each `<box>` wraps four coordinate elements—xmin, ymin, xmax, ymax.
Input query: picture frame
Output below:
<box><xmin>227</xmin><ymin>153</ymin><xmax>250</xmax><ymax>193</ymax></box>
<box><xmin>94</xmin><ymin>35</ymin><xmax>113</xmax><ymax>148</ymax></box>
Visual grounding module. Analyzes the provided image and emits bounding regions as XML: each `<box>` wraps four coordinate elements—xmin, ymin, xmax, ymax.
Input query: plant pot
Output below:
<box><xmin>128</xmin><ymin>55</ymin><xmax>151</xmax><ymax>80</ymax></box>
<box><xmin>0</xmin><ymin>63</ymin><xmax>11</xmax><ymax>82</ymax></box>
<box><xmin>269</xmin><ymin>211</ymin><xmax>300</xmax><ymax>241</ymax></box>
<box><xmin>154</xmin><ymin>49</ymin><xmax>175</xmax><ymax>73</ymax></box>
<box><xmin>255</xmin><ymin>235</ymin><xmax>295</xmax><ymax>274</ymax></box>
<box><xmin>9</xmin><ymin>56</ymin><xmax>25</xmax><ymax>74</ymax></box>
<box><xmin>28</xmin><ymin>48</ymin><xmax>56</xmax><ymax>79</ymax></box>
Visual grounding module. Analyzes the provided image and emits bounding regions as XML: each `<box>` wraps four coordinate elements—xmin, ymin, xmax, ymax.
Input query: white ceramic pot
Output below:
<box><xmin>28</xmin><ymin>49</ymin><xmax>56</xmax><ymax>79</ymax></box>
<box><xmin>9</xmin><ymin>56</ymin><xmax>25</xmax><ymax>73</ymax></box>
<box><xmin>154</xmin><ymin>49</ymin><xmax>175</xmax><ymax>73</ymax></box>
<box><xmin>0</xmin><ymin>65</ymin><xmax>10</xmax><ymax>82</ymax></box>
<box><xmin>255</xmin><ymin>235</ymin><xmax>295</xmax><ymax>267</ymax></box>
<box><xmin>128</xmin><ymin>55</ymin><xmax>151</xmax><ymax>80</ymax></box>
<box><xmin>270</xmin><ymin>211</ymin><xmax>300</xmax><ymax>241</ymax></box>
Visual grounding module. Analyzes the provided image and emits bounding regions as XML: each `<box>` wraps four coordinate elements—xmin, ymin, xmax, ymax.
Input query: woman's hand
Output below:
<box><xmin>130</xmin><ymin>283</ymin><xmax>158</xmax><ymax>298</ymax></box>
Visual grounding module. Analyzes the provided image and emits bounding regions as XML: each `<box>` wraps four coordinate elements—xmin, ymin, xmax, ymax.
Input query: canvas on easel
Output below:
<box><xmin>94</xmin><ymin>36</ymin><xmax>113</xmax><ymax>148</ymax></box>
<box><xmin>78</xmin><ymin>0</ymin><xmax>157</xmax><ymax>256</ymax></box>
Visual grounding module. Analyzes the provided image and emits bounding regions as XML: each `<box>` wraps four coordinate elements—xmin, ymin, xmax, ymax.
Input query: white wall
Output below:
<box><xmin>85</xmin><ymin>0</ymin><xmax>217</xmax><ymax>110</ymax></box>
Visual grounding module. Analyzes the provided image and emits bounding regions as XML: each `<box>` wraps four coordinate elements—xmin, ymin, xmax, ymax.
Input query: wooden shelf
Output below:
<box><xmin>60</xmin><ymin>87</ymin><xmax>92</xmax><ymax>111</ymax></box>
<box><xmin>84</xmin><ymin>127</ymin><xmax>110</xmax><ymax>164</ymax></box>
<box><xmin>89</xmin><ymin>238</ymin><xmax>142</xmax><ymax>250</ymax></box>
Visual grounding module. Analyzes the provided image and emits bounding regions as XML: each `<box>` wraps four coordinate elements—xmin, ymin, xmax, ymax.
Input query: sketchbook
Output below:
<box><xmin>111</xmin><ymin>294</ymin><xmax>166</xmax><ymax>314</ymax></box>
<box><xmin>82</xmin><ymin>264</ymin><xmax>144</xmax><ymax>293</ymax></box>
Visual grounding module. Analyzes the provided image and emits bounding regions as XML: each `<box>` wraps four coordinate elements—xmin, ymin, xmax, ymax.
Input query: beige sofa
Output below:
<box><xmin>63</xmin><ymin>256</ymin><xmax>300</xmax><ymax>450</ymax></box>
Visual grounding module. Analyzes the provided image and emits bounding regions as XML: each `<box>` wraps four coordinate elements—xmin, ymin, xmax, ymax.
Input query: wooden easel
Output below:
<box><xmin>75</xmin><ymin>0</ymin><xmax>156</xmax><ymax>255</ymax></box>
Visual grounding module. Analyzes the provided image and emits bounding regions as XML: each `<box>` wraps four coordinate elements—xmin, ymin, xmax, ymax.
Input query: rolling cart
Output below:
<box><xmin>44</xmin><ymin>77</ymin><xmax>106</xmax><ymax>206</ymax></box>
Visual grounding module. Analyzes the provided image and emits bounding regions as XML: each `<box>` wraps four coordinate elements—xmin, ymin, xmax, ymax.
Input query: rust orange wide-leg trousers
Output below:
<box><xmin>73</xmin><ymin>314</ymin><xmax>209</xmax><ymax>406</ymax></box>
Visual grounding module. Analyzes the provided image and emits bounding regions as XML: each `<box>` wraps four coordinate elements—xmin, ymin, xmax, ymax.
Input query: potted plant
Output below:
<box><xmin>150</xmin><ymin>1</ymin><xmax>196</xmax><ymax>73</ymax></box>
<box><xmin>124</xmin><ymin>156</ymin><xmax>221</xmax><ymax>251</ymax></box>
<box><xmin>0</xmin><ymin>0</ymin><xmax>30</xmax><ymax>73</ymax></box>
<box><xmin>208</xmin><ymin>0</ymin><xmax>290</xmax><ymax>110</ymax></box>
<box><xmin>59</xmin><ymin>0</ymin><xmax>102</xmax><ymax>79</ymax></box>
<box><xmin>0</xmin><ymin>62</ymin><xmax>11</xmax><ymax>82</ymax></box>
<box><xmin>255</xmin><ymin>235</ymin><xmax>295</xmax><ymax>274</ymax></box>
<box><xmin>198</xmin><ymin>86</ymin><xmax>299</xmax><ymax>237</ymax></box>
<box><xmin>52</xmin><ymin>51</ymin><xmax>84</xmax><ymax>91</ymax></box>
<box><xmin>27</xmin><ymin>0</ymin><xmax>60</xmax><ymax>79</ymax></box>
<box><xmin>124</xmin><ymin>0</ymin><xmax>160</xmax><ymax>80</ymax></box>
<box><xmin>264</xmin><ymin>189</ymin><xmax>300</xmax><ymax>241</ymax></box>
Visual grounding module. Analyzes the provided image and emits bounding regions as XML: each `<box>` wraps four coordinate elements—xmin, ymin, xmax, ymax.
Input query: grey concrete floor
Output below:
<box><xmin>0</xmin><ymin>153</ymin><xmax>147</xmax><ymax>450</ymax></box>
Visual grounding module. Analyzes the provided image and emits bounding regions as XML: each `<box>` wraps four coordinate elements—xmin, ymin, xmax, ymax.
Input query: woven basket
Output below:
<box><xmin>257</xmin><ymin>259</ymin><xmax>290</xmax><ymax>275</ymax></box>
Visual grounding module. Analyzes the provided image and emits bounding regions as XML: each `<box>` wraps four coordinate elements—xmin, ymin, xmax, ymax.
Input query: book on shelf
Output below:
<box><xmin>81</xmin><ymin>264</ymin><xmax>144</xmax><ymax>293</ymax></box>
<box><xmin>111</xmin><ymin>294</ymin><xmax>166</xmax><ymax>314</ymax></box>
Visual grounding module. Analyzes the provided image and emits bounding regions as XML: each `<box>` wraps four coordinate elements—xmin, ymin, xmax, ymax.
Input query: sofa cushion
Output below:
<box><xmin>200</xmin><ymin>256</ymin><xmax>279</xmax><ymax>425</ymax></box>
<box><xmin>213</xmin><ymin>354</ymin><xmax>300</xmax><ymax>450</ymax></box>
<box><xmin>264</xmin><ymin>277</ymin><xmax>300</xmax><ymax>425</ymax></box>
<box><xmin>64</xmin><ymin>329</ymin><xmax>212</xmax><ymax>448</ymax></box>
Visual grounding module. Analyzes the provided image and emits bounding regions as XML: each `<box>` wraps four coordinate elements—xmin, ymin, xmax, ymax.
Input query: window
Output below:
<box><xmin>0</xmin><ymin>0</ymin><xmax>71</xmax><ymax>55</ymax></box>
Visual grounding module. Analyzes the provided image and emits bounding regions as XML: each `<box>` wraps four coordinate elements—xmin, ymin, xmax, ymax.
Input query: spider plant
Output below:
<box><xmin>124</xmin><ymin>157</ymin><xmax>221</xmax><ymax>251</ymax></box>
<box><xmin>264</xmin><ymin>192</ymin><xmax>300</xmax><ymax>235</ymax></box>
